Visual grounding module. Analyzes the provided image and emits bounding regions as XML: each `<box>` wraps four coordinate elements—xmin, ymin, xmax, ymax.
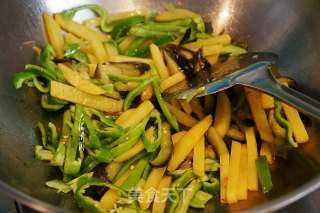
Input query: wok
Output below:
<box><xmin>1</xmin><ymin>0</ymin><xmax>320</xmax><ymax>212</ymax></box>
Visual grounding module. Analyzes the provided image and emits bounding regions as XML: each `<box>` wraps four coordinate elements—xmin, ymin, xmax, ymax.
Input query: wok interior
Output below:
<box><xmin>1</xmin><ymin>0</ymin><xmax>320</xmax><ymax>212</ymax></box>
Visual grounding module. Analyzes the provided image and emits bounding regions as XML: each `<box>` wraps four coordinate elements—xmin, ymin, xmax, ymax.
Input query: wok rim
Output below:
<box><xmin>1</xmin><ymin>174</ymin><xmax>320</xmax><ymax>212</ymax></box>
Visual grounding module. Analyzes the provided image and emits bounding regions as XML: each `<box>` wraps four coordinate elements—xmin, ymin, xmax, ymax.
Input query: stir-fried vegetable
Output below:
<box><xmin>13</xmin><ymin>3</ymin><xmax>311</xmax><ymax>213</ymax></box>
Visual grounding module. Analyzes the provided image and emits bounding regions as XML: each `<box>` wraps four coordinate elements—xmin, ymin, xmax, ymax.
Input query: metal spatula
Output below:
<box><xmin>176</xmin><ymin>52</ymin><xmax>320</xmax><ymax>119</ymax></box>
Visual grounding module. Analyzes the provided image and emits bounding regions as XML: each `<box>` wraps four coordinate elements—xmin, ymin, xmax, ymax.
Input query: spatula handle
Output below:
<box><xmin>235</xmin><ymin>64</ymin><xmax>320</xmax><ymax>120</ymax></box>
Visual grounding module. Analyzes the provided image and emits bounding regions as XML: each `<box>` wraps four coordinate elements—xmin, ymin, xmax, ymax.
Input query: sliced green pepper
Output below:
<box><xmin>61</xmin><ymin>4</ymin><xmax>110</xmax><ymax>33</ymax></box>
<box><xmin>83</xmin><ymin>113</ymin><xmax>101</xmax><ymax>149</ymax></box>
<box><xmin>189</xmin><ymin>190</ymin><xmax>213</xmax><ymax>208</ymax></box>
<box><xmin>167</xmin><ymin>170</ymin><xmax>196</xmax><ymax>213</ymax></box>
<box><xmin>274</xmin><ymin>100</ymin><xmax>298</xmax><ymax>148</ymax></box>
<box><xmin>111</xmin><ymin>16</ymin><xmax>145</xmax><ymax>40</ymax></box>
<box><xmin>150</xmin><ymin>65</ymin><xmax>179</xmax><ymax>131</ymax></box>
<box><xmin>120</xmin><ymin>157</ymin><xmax>149</xmax><ymax>191</ymax></box>
<box><xmin>127</xmin><ymin>37</ymin><xmax>146</xmax><ymax>56</ymax></box>
<box><xmin>256</xmin><ymin>156</ymin><xmax>273</xmax><ymax>194</ymax></box>
<box><xmin>41</xmin><ymin>95</ymin><xmax>65</xmax><ymax>111</ymax></box>
<box><xmin>150</xmin><ymin>122</ymin><xmax>172</xmax><ymax>166</ymax></box>
<box><xmin>113</xmin><ymin>151</ymin><xmax>147</xmax><ymax>183</ymax></box>
<box><xmin>64</xmin><ymin>43</ymin><xmax>89</xmax><ymax>64</ymax></box>
<box><xmin>75</xmin><ymin>176</ymin><xmax>126</xmax><ymax>213</ymax></box>
<box><xmin>110</xmin><ymin>117</ymin><xmax>149</xmax><ymax>157</ymax></box>
<box><xmin>39</xmin><ymin>45</ymin><xmax>64</xmax><ymax>81</ymax></box>
<box><xmin>175</xmin><ymin>179</ymin><xmax>202</xmax><ymax>213</ymax></box>
<box><xmin>131</xmin><ymin>35</ymin><xmax>173</xmax><ymax>57</ymax></box>
<box><xmin>13</xmin><ymin>72</ymin><xmax>35</xmax><ymax>89</ymax></box>
<box><xmin>202</xmin><ymin>179</ymin><xmax>220</xmax><ymax>195</ymax></box>
<box><xmin>108</xmin><ymin>73</ymin><xmax>148</xmax><ymax>82</ymax></box>
<box><xmin>142</xmin><ymin>110</ymin><xmax>163</xmax><ymax>152</ymax></box>
<box><xmin>35</xmin><ymin>145</ymin><xmax>54</xmax><ymax>161</ymax></box>
<box><xmin>51</xmin><ymin>109</ymin><xmax>71</xmax><ymax>166</ymax></box>
<box><xmin>64</xmin><ymin>104</ymin><xmax>84</xmax><ymax>176</ymax></box>
<box><xmin>123</xmin><ymin>77</ymin><xmax>156</xmax><ymax>111</ymax></box>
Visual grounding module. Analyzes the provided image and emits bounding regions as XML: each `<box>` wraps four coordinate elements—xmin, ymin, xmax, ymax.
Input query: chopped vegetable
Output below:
<box><xmin>256</xmin><ymin>156</ymin><xmax>273</xmax><ymax>193</ymax></box>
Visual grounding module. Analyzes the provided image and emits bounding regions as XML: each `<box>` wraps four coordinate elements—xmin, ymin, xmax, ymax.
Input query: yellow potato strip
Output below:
<box><xmin>183</xmin><ymin>34</ymin><xmax>231</xmax><ymax>50</ymax></box>
<box><xmin>207</xmin><ymin>127</ymin><xmax>229</xmax><ymax>155</ymax></box>
<box><xmin>43</xmin><ymin>13</ymin><xmax>64</xmax><ymax>58</ymax></box>
<box><xmin>220</xmin><ymin>153</ymin><xmax>230</xmax><ymax>203</ymax></box>
<box><xmin>150</xmin><ymin>43</ymin><xmax>170</xmax><ymax>79</ymax></box>
<box><xmin>100</xmin><ymin>170</ymin><xmax>131</xmax><ymax>210</ymax></box>
<box><xmin>165</xmin><ymin>80</ymin><xmax>189</xmax><ymax>93</ymax></box>
<box><xmin>245</xmin><ymin>127</ymin><xmax>259</xmax><ymax>191</ymax></box>
<box><xmin>179</xmin><ymin>100</ymin><xmax>192</xmax><ymax>114</ymax></box>
<box><xmin>90</xmin><ymin>40</ymin><xmax>108</xmax><ymax>63</ymax></box>
<box><xmin>121</xmin><ymin>100</ymin><xmax>154</xmax><ymax>129</ymax></box>
<box><xmin>238</xmin><ymin>144</ymin><xmax>248</xmax><ymax>200</ymax></box>
<box><xmin>227</xmin><ymin>141</ymin><xmax>242</xmax><ymax>204</ymax></box>
<box><xmin>152</xmin><ymin>176</ymin><xmax>172</xmax><ymax>213</ymax></box>
<box><xmin>50</xmin><ymin>81</ymin><xmax>122</xmax><ymax>113</ymax></box>
<box><xmin>118</xmin><ymin>36</ymin><xmax>135</xmax><ymax>53</ymax></box>
<box><xmin>58</xmin><ymin>64</ymin><xmax>105</xmax><ymax>95</ymax></box>
<box><xmin>55</xmin><ymin>14</ymin><xmax>109</xmax><ymax>42</ymax></box>
<box><xmin>227</xmin><ymin>127</ymin><xmax>245</xmax><ymax>141</ymax></box>
<box><xmin>245</xmin><ymin>88</ymin><xmax>274</xmax><ymax>143</ymax></box>
<box><xmin>268</xmin><ymin>110</ymin><xmax>286</xmax><ymax>138</ymax></box>
<box><xmin>206</xmin><ymin>54</ymin><xmax>219</xmax><ymax>65</ymax></box>
<box><xmin>214</xmin><ymin>91</ymin><xmax>231</xmax><ymax>138</ymax></box>
<box><xmin>261</xmin><ymin>93</ymin><xmax>274</xmax><ymax>109</ymax></box>
<box><xmin>260</xmin><ymin>142</ymin><xmax>273</xmax><ymax>164</ymax></box>
<box><xmin>164</xmin><ymin>51</ymin><xmax>181</xmax><ymax>75</ymax></box>
<box><xmin>160</xmin><ymin>72</ymin><xmax>186</xmax><ymax>92</ymax></box>
<box><xmin>114</xmin><ymin>140</ymin><xmax>144</xmax><ymax>162</ymax></box>
<box><xmin>171</xmin><ymin>131</ymin><xmax>187</xmax><ymax>146</ymax></box>
<box><xmin>282</xmin><ymin>102</ymin><xmax>309</xmax><ymax>143</ymax></box>
<box><xmin>139</xmin><ymin>167</ymin><xmax>166</xmax><ymax>210</ymax></box>
<box><xmin>193</xmin><ymin>136</ymin><xmax>205</xmax><ymax>177</ymax></box>
<box><xmin>202</xmin><ymin>44</ymin><xmax>223</xmax><ymax>56</ymax></box>
<box><xmin>168</xmin><ymin>115</ymin><xmax>212</xmax><ymax>171</ymax></box>
<box><xmin>190</xmin><ymin>99</ymin><xmax>205</xmax><ymax>119</ymax></box>
<box><xmin>116</xmin><ymin>108</ymin><xmax>136</xmax><ymax>126</ymax></box>
<box><xmin>167</xmin><ymin>104</ymin><xmax>198</xmax><ymax>127</ymax></box>
<box><xmin>141</xmin><ymin>85</ymin><xmax>154</xmax><ymax>101</ymax></box>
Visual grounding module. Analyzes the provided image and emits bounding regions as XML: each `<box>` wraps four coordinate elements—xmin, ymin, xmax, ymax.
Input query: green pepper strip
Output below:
<box><xmin>108</xmin><ymin>73</ymin><xmax>148</xmax><ymax>82</ymax></box>
<box><xmin>64</xmin><ymin>43</ymin><xmax>89</xmax><ymax>64</ymax></box>
<box><xmin>64</xmin><ymin>105</ymin><xmax>84</xmax><ymax>176</ymax></box>
<box><xmin>113</xmin><ymin>151</ymin><xmax>147</xmax><ymax>183</ymax></box>
<box><xmin>127</xmin><ymin>37</ymin><xmax>146</xmax><ymax>56</ymax></box>
<box><xmin>175</xmin><ymin>179</ymin><xmax>202</xmax><ymax>213</ymax></box>
<box><xmin>33</xmin><ymin>77</ymin><xmax>49</xmax><ymax>93</ymax></box>
<box><xmin>150</xmin><ymin>122</ymin><xmax>172</xmax><ymax>166</ymax></box>
<box><xmin>36</xmin><ymin>122</ymin><xmax>47</xmax><ymax>146</ymax></box>
<box><xmin>142</xmin><ymin>110</ymin><xmax>163</xmax><ymax>152</ymax></box>
<box><xmin>142</xmin><ymin>162</ymin><xmax>152</xmax><ymax>180</ymax></box>
<box><xmin>75</xmin><ymin>176</ymin><xmax>127</xmax><ymax>213</ymax></box>
<box><xmin>256</xmin><ymin>156</ymin><xmax>273</xmax><ymax>194</ymax></box>
<box><xmin>41</xmin><ymin>95</ymin><xmax>65</xmax><ymax>111</ymax></box>
<box><xmin>111</xmin><ymin>16</ymin><xmax>145</xmax><ymax>40</ymax></box>
<box><xmin>35</xmin><ymin>145</ymin><xmax>54</xmax><ymax>161</ymax></box>
<box><xmin>120</xmin><ymin>157</ymin><xmax>149</xmax><ymax>191</ymax></box>
<box><xmin>202</xmin><ymin>179</ymin><xmax>220</xmax><ymax>195</ymax></box>
<box><xmin>48</xmin><ymin>122</ymin><xmax>58</xmax><ymax>148</ymax></box>
<box><xmin>130</xmin><ymin>26</ymin><xmax>176</xmax><ymax>38</ymax></box>
<box><xmin>39</xmin><ymin>45</ymin><xmax>64</xmax><ymax>81</ymax></box>
<box><xmin>124</xmin><ymin>77</ymin><xmax>156</xmax><ymax>111</ymax></box>
<box><xmin>274</xmin><ymin>100</ymin><xmax>298</xmax><ymax>148</ymax></box>
<box><xmin>87</xmin><ymin>147</ymin><xmax>113</xmax><ymax>163</ymax></box>
<box><xmin>131</xmin><ymin>35</ymin><xmax>173</xmax><ymax>57</ymax></box>
<box><xmin>24</xmin><ymin>64</ymin><xmax>56</xmax><ymax>81</ymax></box>
<box><xmin>167</xmin><ymin>170</ymin><xmax>196</xmax><ymax>213</ymax></box>
<box><xmin>13</xmin><ymin>72</ymin><xmax>35</xmax><ymax>89</ymax></box>
<box><xmin>81</xmin><ymin>155</ymin><xmax>99</xmax><ymax>174</ymax></box>
<box><xmin>61</xmin><ymin>4</ymin><xmax>110</xmax><ymax>33</ymax></box>
<box><xmin>51</xmin><ymin>110</ymin><xmax>71</xmax><ymax>166</ymax></box>
<box><xmin>110</xmin><ymin>117</ymin><xmax>149</xmax><ymax>158</ymax></box>
<box><xmin>150</xmin><ymin>65</ymin><xmax>179</xmax><ymax>131</ymax></box>
<box><xmin>83</xmin><ymin>113</ymin><xmax>101</xmax><ymax>149</ymax></box>
<box><xmin>189</xmin><ymin>190</ymin><xmax>213</xmax><ymax>209</ymax></box>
